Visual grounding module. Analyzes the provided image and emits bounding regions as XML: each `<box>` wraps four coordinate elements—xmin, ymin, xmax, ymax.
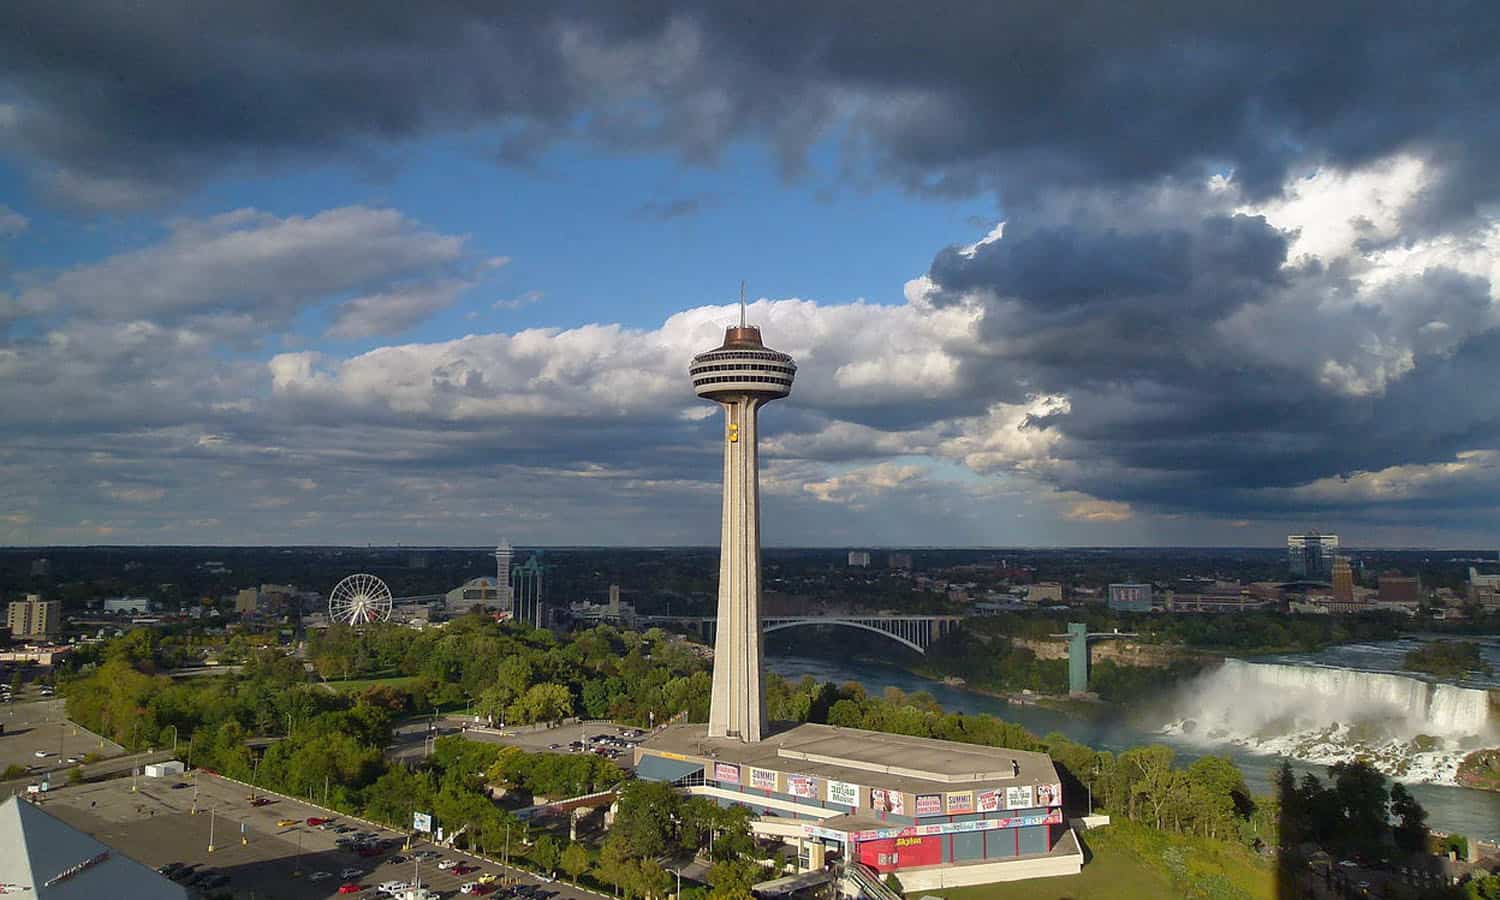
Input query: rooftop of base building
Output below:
<box><xmin>639</xmin><ymin>721</ymin><xmax>1060</xmax><ymax>793</ymax></box>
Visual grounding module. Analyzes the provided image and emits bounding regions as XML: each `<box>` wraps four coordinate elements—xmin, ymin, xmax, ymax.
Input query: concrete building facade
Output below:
<box><xmin>7</xmin><ymin>594</ymin><xmax>60</xmax><ymax>639</ymax></box>
<box><xmin>689</xmin><ymin>308</ymin><xmax>796</xmax><ymax>743</ymax></box>
<box><xmin>1106</xmin><ymin>583</ymin><xmax>1153</xmax><ymax>612</ymax></box>
<box><xmin>1288</xmin><ymin>531</ymin><xmax>1339</xmax><ymax>578</ymax></box>
<box><xmin>636</xmin><ymin>724</ymin><xmax>1080</xmax><ymax>887</ymax></box>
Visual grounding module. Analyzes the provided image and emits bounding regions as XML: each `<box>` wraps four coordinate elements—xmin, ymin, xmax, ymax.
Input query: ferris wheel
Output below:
<box><xmin>328</xmin><ymin>573</ymin><xmax>393</xmax><ymax>625</ymax></box>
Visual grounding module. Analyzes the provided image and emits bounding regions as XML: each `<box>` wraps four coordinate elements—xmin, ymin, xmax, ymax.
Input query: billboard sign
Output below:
<box><xmin>977</xmin><ymin>789</ymin><xmax>1001</xmax><ymax>813</ymax></box>
<box><xmin>857</xmin><ymin>835</ymin><xmax>942</xmax><ymax>872</ymax></box>
<box><xmin>1035</xmin><ymin>782</ymin><xmax>1061</xmax><ymax>808</ymax></box>
<box><xmin>788</xmin><ymin>775</ymin><xmax>817</xmax><ymax>799</ymax></box>
<box><xmin>914</xmin><ymin>793</ymin><xmax>943</xmax><ymax>816</ymax></box>
<box><xmin>413</xmin><ymin>812</ymin><xmax>433</xmax><ymax>833</ymax></box>
<box><xmin>849</xmin><ymin>807</ymin><xmax>1062</xmax><ymax>842</ymax></box>
<box><xmin>713</xmin><ymin>762</ymin><xmax>741</xmax><ymax>785</ymax></box>
<box><xmin>1005</xmin><ymin>784</ymin><xmax>1035</xmax><ymax>810</ymax></box>
<box><xmin>945</xmin><ymin>791</ymin><xmax>975</xmax><ymax>814</ymax></box>
<box><xmin>827</xmin><ymin>779</ymin><xmax>859</xmax><ymax>807</ymax></box>
<box><xmin>750</xmin><ymin>767</ymin><xmax>778</xmax><ymax>791</ymax></box>
<box><xmin>870</xmin><ymin>788</ymin><xmax>906</xmax><ymax>816</ymax></box>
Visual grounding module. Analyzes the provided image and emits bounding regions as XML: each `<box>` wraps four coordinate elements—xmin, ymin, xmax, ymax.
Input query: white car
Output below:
<box><xmin>460</xmin><ymin>885</ymin><xmax>481</xmax><ymax>896</ymax></box>
<box><xmin>340</xmin><ymin>867</ymin><xmax>363</xmax><ymax>879</ymax></box>
<box><xmin>33</xmin><ymin>750</ymin><xmax>49</xmax><ymax>758</ymax></box>
<box><xmin>309</xmin><ymin>871</ymin><xmax>332</xmax><ymax>881</ymax></box>
<box><xmin>379</xmin><ymin>882</ymin><xmax>410</xmax><ymax>896</ymax></box>
<box><xmin>436</xmin><ymin>859</ymin><xmax>459</xmax><ymax>870</ymax></box>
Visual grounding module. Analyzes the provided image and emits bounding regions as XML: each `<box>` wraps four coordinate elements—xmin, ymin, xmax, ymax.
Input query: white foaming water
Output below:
<box><xmin>1162</xmin><ymin>659</ymin><xmax>1498</xmax><ymax>784</ymax></box>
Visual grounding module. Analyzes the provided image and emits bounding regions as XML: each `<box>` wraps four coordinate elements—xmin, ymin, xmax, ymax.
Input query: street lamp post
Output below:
<box><xmin>166</xmin><ymin>724</ymin><xmax>178</xmax><ymax>756</ymax></box>
<box><xmin>208</xmin><ymin>805</ymin><xmax>216</xmax><ymax>853</ymax></box>
<box><xmin>251</xmin><ymin>754</ymin><xmax>261</xmax><ymax>800</ymax></box>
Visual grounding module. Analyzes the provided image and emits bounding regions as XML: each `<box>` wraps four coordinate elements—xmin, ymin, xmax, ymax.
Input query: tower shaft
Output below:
<box><xmin>708</xmin><ymin>396</ymin><xmax>766</xmax><ymax>742</ymax></box>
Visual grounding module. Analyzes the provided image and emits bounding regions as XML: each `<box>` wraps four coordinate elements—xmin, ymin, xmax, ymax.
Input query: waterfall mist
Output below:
<box><xmin>1161</xmin><ymin>659</ymin><xmax>1498</xmax><ymax>784</ymax></box>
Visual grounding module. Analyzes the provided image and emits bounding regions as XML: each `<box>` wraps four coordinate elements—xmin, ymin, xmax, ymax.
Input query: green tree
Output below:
<box><xmin>706</xmin><ymin>859</ymin><xmax>761</xmax><ymax>900</ymax></box>
<box><xmin>636</xmin><ymin>860</ymin><xmax>673</xmax><ymax>900</ymax></box>
<box><xmin>561</xmin><ymin>842</ymin><xmax>591</xmax><ymax>883</ymax></box>
<box><xmin>612</xmin><ymin>781</ymin><xmax>680</xmax><ymax>858</ymax></box>
<box><xmin>533</xmin><ymin>835</ymin><xmax>561</xmax><ymax>878</ymax></box>
<box><xmin>882</xmin><ymin>873</ymin><xmax>904</xmax><ymax>897</ymax></box>
<box><xmin>1389</xmin><ymin>783</ymin><xmax>1429</xmax><ymax>855</ymax></box>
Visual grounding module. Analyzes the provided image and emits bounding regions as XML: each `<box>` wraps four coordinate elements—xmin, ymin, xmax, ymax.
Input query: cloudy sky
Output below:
<box><xmin>2</xmin><ymin>2</ymin><xmax>1498</xmax><ymax>548</ymax></box>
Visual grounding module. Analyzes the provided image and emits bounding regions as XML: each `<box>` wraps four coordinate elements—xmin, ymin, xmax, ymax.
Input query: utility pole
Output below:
<box><xmin>208</xmin><ymin>805</ymin><xmax>216</xmax><ymax>853</ymax></box>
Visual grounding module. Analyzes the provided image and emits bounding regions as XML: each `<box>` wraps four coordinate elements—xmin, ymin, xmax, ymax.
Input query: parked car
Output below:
<box><xmin>250</xmin><ymin>797</ymin><xmax>272</xmax><ymax>806</ymax></box>
<box><xmin>306</xmin><ymin>817</ymin><xmax>330</xmax><ymax>826</ymax></box>
<box><xmin>277</xmin><ymin>818</ymin><xmax>299</xmax><ymax>827</ymax></box>
<box><xmin>33</xmin><ymin>750</ymin><xmax>49</xmax><ymax>758</ymax></box>
<box><xmin>340</xmin><ymin>867</ymin><xmax>363</xmax><ymax>879</ymax></box>
<box><xmin>437</xmin><ymin>858</ymin><xmax>459</xmax><ymax>870</ymax></box>
<box><xmin>309</xmin><ymin>871</ymin><xmax>332</xmax><ymax>881</ymax></box>
<box><xmin>338</xmin><ymin>884</ymin><xmax>362</xmax><ymax>895</ymax></box>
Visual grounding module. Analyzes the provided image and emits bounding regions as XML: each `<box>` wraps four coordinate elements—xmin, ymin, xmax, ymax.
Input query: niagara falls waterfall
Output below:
<box><xmin>1161</xmin><ymin>659</ymin><xmax>1498</xmax><ymax>785</ymax></box>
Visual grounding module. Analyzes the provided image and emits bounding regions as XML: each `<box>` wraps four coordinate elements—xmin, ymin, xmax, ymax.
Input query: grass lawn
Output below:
<box><xmin>933</xmin><ymin>821</ymin><xmax>1274</xmax><ymax>900</ymax></box>
<box><xmin>939</xmin><ymin>839</ymin><xmax>1173</xmax><ymax>900</ymax></box>
<box><xmin>323</xmin><ymin>674</ymin><xmax>420</xmax><ymax>693</ymax></box>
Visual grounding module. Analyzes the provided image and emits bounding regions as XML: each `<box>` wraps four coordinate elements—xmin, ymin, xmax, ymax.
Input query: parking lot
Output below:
<box><xmin>0</xmin><ymin>697</ymin><xmax>125</xmax><ymax>777</ymax></box>
<box><xmin>40</xmin><ymin>772</ymin><xmax>604</xmax><ymax>899</ymax></box>
<box><xmin>461</xmin><ymin>721</ymin><xmax>646</xmax><ymax>765</ymax></box>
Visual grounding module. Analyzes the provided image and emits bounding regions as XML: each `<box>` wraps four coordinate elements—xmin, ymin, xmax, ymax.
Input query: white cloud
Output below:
<box><xmin>803</xmin><ymin>463</ymin><xmax>925</xmax><ymax>504</ymax></box>
<box><xmin>327</xmin><ymin>280</ymin><xmax>467</xmax><ymax>339</ymax></box>
<box><xmin>1062</xmin><ymin>497</ymin><xmax>1133</xmax><ymax>522</ymax></box>
<box><xmin>0</xmin><ymin>204</ymin><xmax>28</xmax><ymax>237</ymax></box>
<box><xmin>16</xmin><ymin>206</ymin><xmax>469</xmax><ymax>326</ymax></box>
<box><xmin>1244</xmin><ymin>154</ymin><xmax>1430</xmax><ymax>263</ymax></box>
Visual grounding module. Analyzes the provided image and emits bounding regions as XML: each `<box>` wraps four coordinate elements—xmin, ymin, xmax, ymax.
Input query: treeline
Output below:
<box><xmin>1403</xmin><ymin>640</ymin><xmax>1493</xmax><ymax>680</ymax></box>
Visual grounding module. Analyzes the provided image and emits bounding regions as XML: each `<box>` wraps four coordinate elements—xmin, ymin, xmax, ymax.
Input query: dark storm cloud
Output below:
<box><xmin>922</xmin><ymin>192</ymin><xmax>1500</xmax><ymax>519</ymax></box>
<box><xmin>4</xmin><ymin>1</ymin><xmax>1500</xmax><ymax>222</ymax></box>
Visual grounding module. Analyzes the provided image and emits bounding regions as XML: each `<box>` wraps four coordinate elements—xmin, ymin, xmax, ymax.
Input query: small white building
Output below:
<box><xmin>144</xmin><ymin>760</ymin><xmax>185</xmax><ymax>778</ymax></box>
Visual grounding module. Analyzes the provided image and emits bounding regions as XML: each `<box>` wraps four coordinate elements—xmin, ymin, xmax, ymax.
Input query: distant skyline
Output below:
<box><xmin>2</xmin><ymin>4</ymin><xmax>1498</xmax><ymax>548</ymax></box>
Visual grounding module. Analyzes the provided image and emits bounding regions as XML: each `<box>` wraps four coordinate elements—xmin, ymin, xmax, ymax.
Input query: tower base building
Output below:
<box><xmin>636</xmin><ymin>723</ymin><xmax>1083</xmax><ymax>887</ymax></box>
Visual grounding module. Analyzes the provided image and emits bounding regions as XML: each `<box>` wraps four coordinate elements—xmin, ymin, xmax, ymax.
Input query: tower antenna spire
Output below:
<box><xmin>739</xmin><ymin>280</ymin><xmax>747</xmax><ymax>328</ymax></box>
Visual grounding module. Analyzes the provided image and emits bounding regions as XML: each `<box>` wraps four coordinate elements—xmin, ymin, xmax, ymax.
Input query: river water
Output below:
<box><xmin>766</xmin><ymin>651</ymin><xmax>1500</xmax><ymax>842</ymax></box>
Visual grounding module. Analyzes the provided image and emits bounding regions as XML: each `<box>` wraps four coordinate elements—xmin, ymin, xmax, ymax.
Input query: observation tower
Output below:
<box><xmin>690</xmin><ymin>289</ymin><xmax>796</xmax><ymax>742</ymax></box>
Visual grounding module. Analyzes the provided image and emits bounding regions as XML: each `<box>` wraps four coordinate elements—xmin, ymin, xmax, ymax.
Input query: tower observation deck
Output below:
<box><xmin>691</xmin><ymin>299</ymin><xmax>796</xmax><ymax>743</ymax></box>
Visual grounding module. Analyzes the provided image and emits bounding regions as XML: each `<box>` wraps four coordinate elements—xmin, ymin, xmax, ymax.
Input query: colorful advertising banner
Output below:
<box><xmin>1005</xmin><ymin>784</ymin><xmax>1035</xmax><ymax>810</ymax></box>
<box><xmin>788</xmin><ymin>775</ymin><xmax>818</xmax><ymax>799</ymax></box>
<box><xmin>914</xmin><ymin>793</ymin><xmax>943</xmax><ymax>816</ymax></box>
<box><xmin>713</xmin><ymin>762</ymin><xmax>740</xmax><ymax>785</ymax></box>
<box><xmin>977</xmin><ymin>789</ymin><xmax>1001</xmax><ymax>813</ymax></box>
<box><xmin>849</xmin><ymin>807</ymin><xmax>1062</xmax><ymax>842</ymax></box>
<box><xmin>750</xmin><ymin>767</ymin><xmax>778</xmax><ymax>791</ymax></box>
<box><xmin>1035</xmin><ymin>782</ymin><xmax>1061</xmax><ymax>808</ymax></box>
<box><xmin>827</xmin><ymin>779</ymin><xmax>860</xmax><ymax>807</ymax></box>
<box><xmin>945</xmin><ymin>791</ymin><xmax>975</xmax><ymax>814</ymax></box>
<box><xmin>870</xmin><ymin>788</ymin><xmax>906</xmax><ymax>816</ymax></box>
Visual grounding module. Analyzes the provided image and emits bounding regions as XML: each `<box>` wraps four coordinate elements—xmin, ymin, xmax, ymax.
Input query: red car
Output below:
<box><xmin>306</xmin><ymin>817</ymin><xmax>330</xmax><ymax>826</ymax></box>
<box><xmin>453</xmin><ymin>865</ymin><xmax>477</xmax><ymax>876</ymax></box>
<box><xmin>337</xmin><ymin>884</ymin><xmax>362</xmax><ymax>895</ymax></box>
